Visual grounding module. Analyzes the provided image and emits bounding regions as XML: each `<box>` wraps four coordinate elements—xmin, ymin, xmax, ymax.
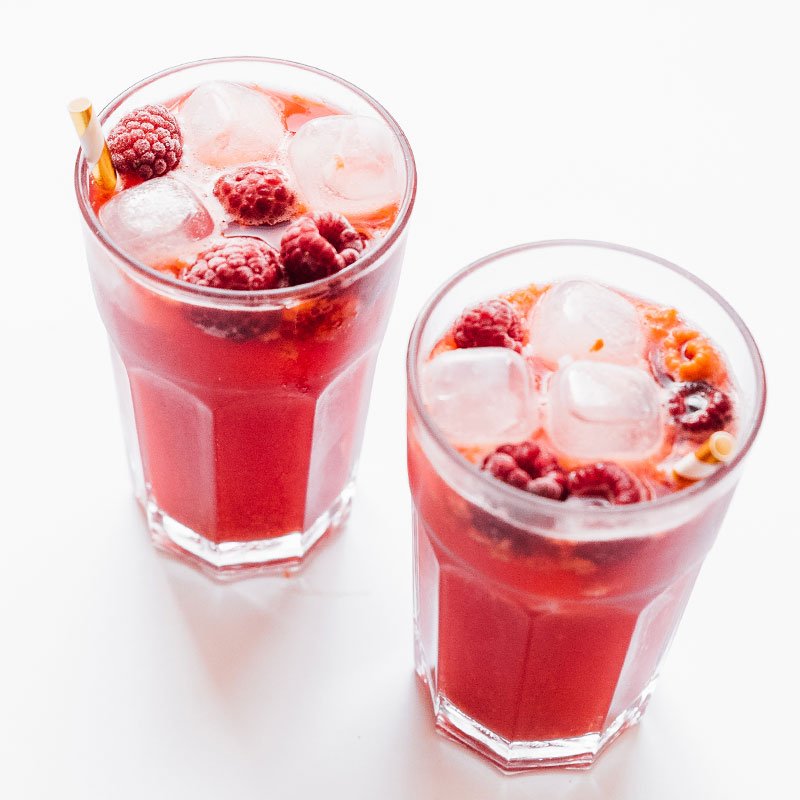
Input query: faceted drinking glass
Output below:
<box><xmin>74</xmin><ymin>57</ymin><xmax>416</xmax><ymax>578</ymax></box>
<box><xmin>407</xmin><ymin>241</ymin><xmax>765</xmax><ymax>769</ymax></box>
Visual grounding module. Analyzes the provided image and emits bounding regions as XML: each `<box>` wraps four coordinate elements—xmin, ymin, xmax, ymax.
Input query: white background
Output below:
<box><xmin>1</xmin><ymin>1</ymin><xmax>798</xmax><ymax>797</ymax></box>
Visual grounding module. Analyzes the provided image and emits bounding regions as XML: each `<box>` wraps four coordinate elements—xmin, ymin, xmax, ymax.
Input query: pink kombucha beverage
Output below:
<box><xmin>407</xmin><ymin>241</ymin><xmax>765</xmax><ymax>769</ymax></box>
<box><xmin>74</xmin><ymin>58</ymin><xmax>415</xmax><ymax>577</ymax></box>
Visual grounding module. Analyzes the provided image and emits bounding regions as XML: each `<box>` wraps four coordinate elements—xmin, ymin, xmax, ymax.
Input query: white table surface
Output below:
<box><xmin>3</xmin><ymin>2</ymin><xmax>798</xmax><ymax>797</ymax></box>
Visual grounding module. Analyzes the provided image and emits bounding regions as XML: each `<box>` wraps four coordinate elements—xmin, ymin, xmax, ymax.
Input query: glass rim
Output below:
<box><xmin>73</xmin><ymin>55</ymin><xmax>417</xmax><ymax>304</ymax></box>
<box><xmin>407</xmin><ymin>239</ymin><xmax>767</xmax><ymax>518</ymax></box>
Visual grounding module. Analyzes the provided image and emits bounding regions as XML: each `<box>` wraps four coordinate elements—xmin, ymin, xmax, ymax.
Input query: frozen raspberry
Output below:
<box><xmin>280</xmin><ymin>212</ymin><xmax>364</xmax><ymax>285</ymax></box>
<box><xmin>482</xmin><ymin>442</ymin><xmax>568</xmax><ymax>500</ymax></box>
<box><xmin>107</xmin><ymin>104</ymin><xmax>182</xmax><ymax>180</ymax></box>
<box><xmin>567</xmin><ymin>463</ymin><xmax>643</xmax><ymax>505</ymax></box>
<box><xmin>453</xmin><ymin>299</ymin><xmax>524</xmax><ymax>352</ymax></box>
<box><xmin>214</xmin><ymin>166</ymin><xmax>299</xmax><ymax>226</ymax></box>
<box><xmin>663</xmin><ymin>327</ymin><xmax>725</xmax><ymax>383</ymax></box>
<box><xmin>180</xmin><ymin>238</ymin><xmax>286</xmax><ymax>291</ymax></box>
<box><xmin>669</xmin><ymin>381</ymin><xmax>733</xmax><ymax>433</ymax></box>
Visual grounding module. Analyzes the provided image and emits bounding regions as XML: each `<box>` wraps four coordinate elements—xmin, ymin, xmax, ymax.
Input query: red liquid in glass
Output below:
<box><xmin>410</xmin><ymin>438</ymin><xmax>732</xmax><ymax>741</ymax></box>
<box><xmin>410</xmin><ymin>282</ymin><xmax>738</xmax><ymax>743</ymax></box>
<box><xmin>90</xmin><ymin>87</ymin><xmax>404</xmax><ymax>545</ymax></box>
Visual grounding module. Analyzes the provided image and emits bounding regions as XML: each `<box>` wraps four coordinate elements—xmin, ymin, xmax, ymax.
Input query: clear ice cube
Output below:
<box><xmin>547</xmin><ymin>361</ymin><xmax>663</xmax><ymax>460</ymax></box>
<box><xmin>529</xmin><ymin>280</ymin><xmax>644</xmax><ymax>365</ymax></box>
<box><xmin>179</xmin><ymin>81</ymin><xmax>285</xmax><ymax>168</ymax></box>
<box><xmin>421</xmin><ymin>348</ymin><xmax>539</xmax><ymax>447</ymax></box>
<box><xmin>98</xmin><ymin>176</ymin><xmax>214</xmax><ymax>266</ymax></box>
<box><xmin>288</xmin><ymin>115</ymin><xmax>403</xmax><ymax>217</ymax></box>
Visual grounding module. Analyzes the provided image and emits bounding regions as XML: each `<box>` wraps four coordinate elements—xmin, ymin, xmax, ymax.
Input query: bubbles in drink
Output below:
<box><xmin>179</xmin><ymin>81</ymin><xmax>285</xmax><ymax>168</ymax></box>
<box><xmin>288</xmin><ymin>115</ymin><xmax>403</xmax><ymax>217</ymax></box>
<box><xmin>547</xmin><ymin>361</ymin><xmax>663</xmax><ymax>460</ymax></box>
<box><xmin>98</xmin><ymin>176</ymin><xmax>214</xmax><ymax>265</ymax></box>
<box><xmin>422</xmin><ymin>348</ymin><xmax>540</xmax><ymax>447</ymax></box>
<box><xmin>529</xmin><ymin>280</ymin><xmax>643</xmax><ymax>365</ymax></box>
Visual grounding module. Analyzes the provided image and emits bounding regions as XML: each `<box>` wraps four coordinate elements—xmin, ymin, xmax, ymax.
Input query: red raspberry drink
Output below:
<box><xmin>407</xmin><ymin>242</ymin><xmax>765</xmax><ymax>769</ymax></box>
<box><xmin>74</xmin><ymin>59</ymin><xmax>415</xmax><ymax>576</ymax></box>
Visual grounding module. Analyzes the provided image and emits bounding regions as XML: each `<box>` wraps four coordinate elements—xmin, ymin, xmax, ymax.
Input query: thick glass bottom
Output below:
<box><xmin>145</xmin><ymin>480</ymin><xmax>355</xmax><ymax>580</ymax></box>
<box><xmin>414</xmin><ymin>628</ymin><xmax>655</xmax><ymax>771</ymax></box>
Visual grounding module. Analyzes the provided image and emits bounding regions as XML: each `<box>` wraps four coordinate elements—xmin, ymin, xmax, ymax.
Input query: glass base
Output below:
<box><xmin>145</xmin><ymin>480</ymin><xmax>355</xmax><ymax>580</ymax></box>
<box><xmin>414</xmin><ymin>627</ymin><xmax>655</xmax><ymax>771</ymax></box>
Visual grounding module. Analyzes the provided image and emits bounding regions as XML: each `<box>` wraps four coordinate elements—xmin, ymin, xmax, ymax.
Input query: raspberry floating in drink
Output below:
<box><xmin>180</xmin><ymin>238</ymin><xmax>287</xmax><ymax>290</ymax></box>
<box><xmin>453</xmin><ymin>299</ymin><xmax>525</xmax><ymax>352</ymax></box>
<box><xmin>482</xmin><ymin>442</ymin><xmax>568</xmax><ymax>499</ymax></box>
<box><xmin>280</xmin><ymin>212</ymin><xmax>364</xmax><ymax>285</ymax></box>
<box><xmin>566</xmin><ymin>461</ymin><xmax>645</xmax><ymax>505</ymax></box>
<box><xmin>663</xmin><ymin>326</ymin><xmax>725</xmax><ymax>383</ymax></box>
<box><xmin>669</xmin><ymin>381</ymin><xmax>733</xmax><ymax>433</ymax></box>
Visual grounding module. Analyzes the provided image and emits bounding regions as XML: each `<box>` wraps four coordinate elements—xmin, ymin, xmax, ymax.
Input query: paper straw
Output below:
<box><xmin>68</xmin><ymin>97</ymin><xmax>117</xmax><ymax>192</ymax></box>
<box><xmin>673</xmin><ymin>431</ymin><xmax>736</xmax><ymax>481</ymax></box>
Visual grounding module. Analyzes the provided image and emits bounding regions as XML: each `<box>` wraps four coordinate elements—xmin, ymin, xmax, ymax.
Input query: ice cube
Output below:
<box><xmin>421</xmin><ymin>348</ymin><xmax>539</xmax><ymax>447</ymax></box>
<box><xmin>529</xmin><ymin>280</ymin><xmax>644</xmax><ymax>365</ymax></box>
<box><xmin>98</xmin><ymin>176</ymin><xmax>214</xmax><ymax>266</ymax></box>
<box><xmin>288</xmin><ymin>115</ymin><xmax>403</xmax><ymax>217</ymax></box>
<box><xmin>547</xmin><ymin>361</ymin><xmax>663</xmax><ymax>460</ymax></box>
<box><xmin>179</xmin><ymin>81</ymin><xmax>285</xmax><ymax>168</ymax></box>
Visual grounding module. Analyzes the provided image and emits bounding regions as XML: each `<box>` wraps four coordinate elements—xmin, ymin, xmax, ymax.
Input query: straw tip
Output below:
<box><xmin>67</xmin><ymin>96</ymin><xmax>92</xmax><ymax>114</ymax></box>
<box><xmin>708</xmin><ymin>431</ymin><xmax>736</xmax><ymax>462</ymax></box>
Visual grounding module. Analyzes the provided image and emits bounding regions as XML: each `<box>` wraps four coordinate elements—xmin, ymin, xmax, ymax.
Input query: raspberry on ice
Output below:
<box><xmin>107</xmin><ymin>104</ymin><xmax>183</xmax><ymax>180</ymax></box>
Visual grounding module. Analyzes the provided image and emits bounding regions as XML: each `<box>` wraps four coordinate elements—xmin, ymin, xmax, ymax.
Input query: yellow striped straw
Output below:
<box><xmin>67</xmin><ymin>97</ymin><xmax>117</xmax><ymax>192</ymax></box>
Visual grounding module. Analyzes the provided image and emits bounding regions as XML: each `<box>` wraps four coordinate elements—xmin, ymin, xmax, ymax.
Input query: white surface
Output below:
<box><xmin>2</xmin><ymin>2</ymin><xmax>798</xmax><ymax>797</ymax></box>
